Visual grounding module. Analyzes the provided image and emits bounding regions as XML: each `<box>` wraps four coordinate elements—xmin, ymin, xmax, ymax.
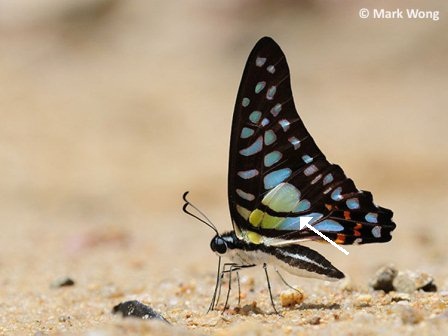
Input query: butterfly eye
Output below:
<box><xmin>210</xmin><ymin>236</ymin><xmax>227</xmax><ymax>255</ymax></box>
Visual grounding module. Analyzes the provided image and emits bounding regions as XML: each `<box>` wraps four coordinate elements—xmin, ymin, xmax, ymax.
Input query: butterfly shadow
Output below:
<box><xmin>296</xmin><ymin>302</ymin><xmax>341</xmax><ymax>310</ymax></box>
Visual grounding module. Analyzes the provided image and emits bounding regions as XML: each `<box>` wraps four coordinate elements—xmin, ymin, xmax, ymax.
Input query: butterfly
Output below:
<box><xmin>183</xmin><ymin>36</ymin><xmax>396</xmax><ymax>313</ymax></box>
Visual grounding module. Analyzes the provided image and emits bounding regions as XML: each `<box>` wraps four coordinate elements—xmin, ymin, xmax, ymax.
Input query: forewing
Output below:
<box><xmin>228</xmin><ymin>37</ymin><xmax>396</xmax><ymax>245</ymax></box>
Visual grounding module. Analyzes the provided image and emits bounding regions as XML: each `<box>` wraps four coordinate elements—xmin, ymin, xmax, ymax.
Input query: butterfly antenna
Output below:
<box><xmin>182</xmin><ymin>191</ymin><xmax>219</xmax><ymax>236</ymax></box>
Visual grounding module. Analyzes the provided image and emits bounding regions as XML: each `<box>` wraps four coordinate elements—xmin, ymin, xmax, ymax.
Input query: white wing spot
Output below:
<box><xmin>311</xmin><ymin>174</ymin><xmax>322</xmax><ymax>184</ymax></box>
<box><xmin>304</xmin><ymin>164</ymin><xmax>318</xmax><ymax>176</ymax></box>
<box><xmin>237</xmin><ymin>169</ymin><xmax>259</xmax><ymax>179</ymax></box>
<box><xmin>372</xmin><ymin>226</ymin><xmax>382</xmax><ymax>238</ymax></box>
<box><xmin>266</xmin><ymin>86</ymin><xmax>277</xmax><ymax>100</ymax></box>
<box><xmin>279</xmin><ymin>119</ymin><xmax>290</xmax><ymax>132</ymax></box>
<box><xmin>256</xmin><ymin>57</ymin><xmax>267</xmax><ymax>67</ymax></box>
<box><xmin>270</xmin><ymin>103</ymin><xmax>282</xmax><ymax>117</ymax></box>
<box><xmin>236</xmin><ymin>189</ymin><xmax>255</xmax><ymax>201</ymax></box>
<box><xmin>288</xmin><ymin>137</ymin><xmax>301</xmax><ymax>149</ymax></box>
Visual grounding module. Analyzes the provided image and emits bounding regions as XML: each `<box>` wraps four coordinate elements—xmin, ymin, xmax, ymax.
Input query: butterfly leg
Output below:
<box><xmin>219</xmin><ymin>263</ymin><xmax>255</xmax><ymax>312</ymax></box>
<box><xmin>263</xmin><ymin>263</ymin><xmax>279</xmax><ymax>314</ymax></box>
<box><xmin>207</xmin><ymin>256</ymin><xmax>222</xmax><ymax>313</ymax></box>
<box><xmin>213</xmin><ymin>264</ymin><xmax>226</xmax><ymax>308</ymax></box>
<box><xmin>215</xmin><ymin>262</ymin><xmax>239</xmax><ymax>312</ymax></box>
<box><xmin>222</xmin><ymin>264</ymin><xmax>236</xmax><ymax>313</ymax></box>
<box><xmin>275</xmin><ymin>269</ymin><xmax>302</xmax><ymax>293</ymax></box>
<box><xmin>236</xmin><ymin>271</ymin><xmax>241</xmax><ymax>307</ymax></box>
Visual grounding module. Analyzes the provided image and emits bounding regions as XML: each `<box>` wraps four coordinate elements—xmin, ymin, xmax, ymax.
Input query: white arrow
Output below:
<box><xmin>299</xmin><ymin>217</ymin><xmax>349</xmax><ymax>255</ymax></box>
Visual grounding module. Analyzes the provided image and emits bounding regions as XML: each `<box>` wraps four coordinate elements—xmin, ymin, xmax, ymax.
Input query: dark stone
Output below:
<box><xmin>420</xmin><ymin>281</ymin><xmax>437</xmax><ymax>292</ymax></box>
<box><xmin>50</xmin><ymin>277</ymin><xmax>75</xmax><ymax>288</ymax></box>
<box><xmin>112</xmin><ymin>300</ymin><xmax>169</xmax><ymax>323</ymax></box>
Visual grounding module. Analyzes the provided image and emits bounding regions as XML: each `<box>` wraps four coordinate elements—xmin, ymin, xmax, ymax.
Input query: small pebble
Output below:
<box><xmin>176</xmin><ymin>282</ymin><xmax>196</xmax><ymax>296</ymax></box>
<box><xmin>101</xmin><ymin>285</ymin><xmax>124</xmax><ymax>299</ymax></box>
<box><xmin>308</xmin><ymin>316</ymin><xmax>320</xmax><ymax>325</ymax></box>
<box><xmin>112</xmin><ymin>300</ymin><xmax>169</xmax><ymax>323</ymax></box>
<box><xmin>240</xmin><ymin>275</ymin><xmax>255</xmax><ymax>292</ymax></box>
<box><xmin>353</xmin><ymin>294</ymin><xmax>372</xmax><ymax>307</ymax></box>
<box><xmin>369</xmin><ymin>265</ymin><xmax>397</xmax><ymax>292</ymax></box>
<box><xmin>240</xmin><ymin>275</ymin><xmax>255</xmax><ymax>286</ymax></box>
<box><xmin>391</xmin><ymin>292</ymin><xmax>411</xmax><ymax>302</ymax></box>
<box><xmin>50</xmin><ymin>277</ymin><xmax>75</xmax><ymax>288</ymax></box>
<box><xmin>340</xmin><ymin>276</ymin><xmax>357</xmax><ymax>292</ymax></box>
<box><xmin>280</xmin><ymin>289</ymin><xmax>305</xmax><ymax>307</ymax></box>
<box><xmin>393</xmin><ymin>303</ymin><xmax>423</xmax><ymax>324</ymax></box>
<box><xmin>233</xmin><ymin>301</ymin><xmax>263</xmax><ymax>315</ymax></box>
<box><xmin>393</xmin><ymin>271</ymin><xmax>437</xmax><ymax>293</ymax></box>
<box><xmin>353</xmin><ymin>311</ymin><xmax>375</xmax><ymax>323</ymax></box>
<box><xmin>413</xmin><ymin>272</ymin><xmax>435</xmax><ymax>290</ymax></box>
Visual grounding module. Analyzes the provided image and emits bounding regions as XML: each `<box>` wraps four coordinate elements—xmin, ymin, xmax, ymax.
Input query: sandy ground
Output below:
<box><xmin>1</xmin><ymin>0</ymin><xmax>448</xmax><ymax>335</ymax></box>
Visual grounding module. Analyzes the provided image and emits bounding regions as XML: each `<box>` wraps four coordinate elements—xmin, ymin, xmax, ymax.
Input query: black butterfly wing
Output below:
<box><xmin>228</xmin><ymin>37</ymin><xmax>396</xmax><ymax>246</ymax></box>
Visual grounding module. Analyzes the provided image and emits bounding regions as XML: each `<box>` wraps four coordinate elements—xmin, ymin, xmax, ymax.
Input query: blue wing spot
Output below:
<box><xmin>302</xmin><ymin>155</ymin><xmax>313</xmax><ymax>164</ymax></box>
<box><xmin>307</xmin><ymin>212</ymin><xmax>324</xmax><ymax>224</ymax></box>
<box><xmin>304</xmin><ymin>164</ymin><xmax>318</xmax><ymax>176</ymax></box>
<box><xmin>256</xmin><ymin>57</ymin><xmax>266</xmax><ymax>67</ymax></box>
<box><xmin>270</xmin><ymin>103</ymin><xmax>282</xmax><ymax>117</ymax></box>
<box><xmin>266</xmin><ymin>86</ymin><xmax>277</xmax><ymax>100</ymax></box>
<box><xmin>288</xmin><ymin>137</ymin><xmax>301</xmax><ymax>149</ymax></box>
<box><xmin>323</xmin><ymin>173</ymin><xmax>334</xmax><ymax>186</ymax></box>
<box><xmin>242</xmin><ymin>97</ymin><xmax>250</xmax><ymax>107</ymax></box>
<box><xmin>365</xmin><ymin>212</ymin><xmax>378</xmax><ymax>223</ymax></box>
<box><xmin>372</xmin><ymin>226</ymin><xmax>381</xmax><ymax>238</ymax></box>
<box><xmin>240</xmin><ymin>127</ymin><xmax>254</xmax><ymax>139</ymax></box>
<box><xmin>264</xmin><ymin>168</ymin><xmax>292</xmax><ymax>189</ymax></box>
<box><xmin>314</xmin><ymin>219</ymin><xmax>344</xmax><ymax>232</ymax></box>
<box><xmin>294</xmin><ymin>199</ymin><xmax>310</xmax><ymax>212</ymax></box>
<box><xmin>264</xmin><ymin>151</ymin><xmax>282</xmax><ymax>167</ymax></box>
<box><xmin>239</xmin><ymin>136</ymin><xmax>263</xmax><ymax>156</ymax></box>
<box><xmin>261</xmin><ymin>118</ymin><xmax>270</xmax><ymax>127</ymax></box>
<box><xmin>331</xmin><ymin>187</ymin><xmax>343</xmax><ymax>201</ymax></box>
<box><xmin>277</xmin><ymin>217</ymin><xmax>300</xmax><ymax>230</ymax></box>
<box><xmin>236</xmin><ymin>188</ymin><xmax>255</xmax><ymax>201</ymax></box>
<box><xmin>255</xmin><ymin>81</ymin><xmax>266</xmax><ymax>94</ymax></box>
<box><xmin>346</xmin><ymin>198</ymin><xmax>360</xmax><ymax>210</ymax></box>
<box><xmin>237</xmin><ymin>169</ymin><xmax>259</xmax><ymax>179</ymax></box>
<box><xmin>249</xmin><ymin>111</ymin><xmax>262</xmax><ymax>123</ymax></box>
<box><xmin>279</xmin><ymin>119</ymin><xmax>290</xmax><ymax>132</ymax></box>
<box><xmin>264</xmin><ymin>130</ymin><xmax>277</xmax><ymax>146</ymax></box>
<box><xmin>267</xmin><ymin>65</ymin><xmax>275</xmax><ymax>74</ymax></box>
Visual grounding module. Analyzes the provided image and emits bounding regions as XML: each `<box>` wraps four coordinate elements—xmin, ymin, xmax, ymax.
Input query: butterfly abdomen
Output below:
<box><xmin>263</xmin><ymin>244</ymin><xmax>344</xmax><ymax>281</ymax></box>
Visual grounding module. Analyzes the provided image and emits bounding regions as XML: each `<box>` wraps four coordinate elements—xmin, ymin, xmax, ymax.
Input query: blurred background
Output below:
<box><xmin>0</xmin><ymin>0</ymin><xmax>447</xmax><ymax>329</ymax></box>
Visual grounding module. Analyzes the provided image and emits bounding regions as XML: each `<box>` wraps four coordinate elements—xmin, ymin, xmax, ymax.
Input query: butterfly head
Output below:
<box><xmin>210</xmin><ymin>231</ymin><xmax>238</xmax><ymax>256</ymax></box>
<box><xmin>210</xmin><ymin>235</ymin><xmax>227</xmax><ymax>255</ymax></box>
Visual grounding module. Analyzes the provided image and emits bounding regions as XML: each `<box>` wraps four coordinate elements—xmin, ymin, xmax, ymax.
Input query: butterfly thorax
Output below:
<box><xmin>210</xmin><ymin>231</ymin><xmax>260</xmax><ymax>266</ymax></box>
